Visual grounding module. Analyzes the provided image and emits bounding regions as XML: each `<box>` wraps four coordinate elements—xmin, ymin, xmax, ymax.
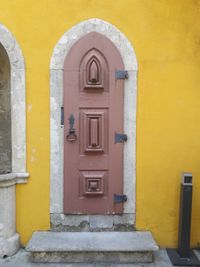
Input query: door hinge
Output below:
<box><xmin>115</xmin><ymin>70</ymin><xmax>129</xmax><ymax>80</ymax></box>
<box><xmin>115</xmin><ymin>132</ymin><xmax>128</xmax><ymax>143</ymax></box>
<box><xmin>114</xmin><ymin>194</ymin><xmax>127</xmax><ymax>203</ymax></box>
<box><xmin>61</xmin><ymin>107</ymin><xmax>64</xmax><ymax>125</ymax></box>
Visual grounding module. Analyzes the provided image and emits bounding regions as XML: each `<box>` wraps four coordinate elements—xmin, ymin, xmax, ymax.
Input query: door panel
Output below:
<box><xmin>64</xmin><ymin>32</ymin><xmax>125</xmax><ymax>214</ymax></box>
<box><xmin>80</xmin><ymin>109</ymin><xmax>108</xmax><ymax>153</ymax></box>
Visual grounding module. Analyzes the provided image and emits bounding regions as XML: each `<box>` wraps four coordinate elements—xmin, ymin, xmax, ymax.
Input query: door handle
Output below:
<box><xmin>66</xmin><ymin>114</ymin><xmax>77</xmax><ymax>142</ymax></box>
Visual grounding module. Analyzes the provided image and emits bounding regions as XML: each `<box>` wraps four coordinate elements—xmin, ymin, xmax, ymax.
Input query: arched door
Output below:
<box><xmin>63</xmin><ymin>32</ymin><xmax>126</xmax><ymax>214</ymax></box>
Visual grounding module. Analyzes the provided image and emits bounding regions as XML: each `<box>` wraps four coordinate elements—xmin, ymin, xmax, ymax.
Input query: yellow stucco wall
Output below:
<box><xmin>0</xmin><ymin>0</ymin><xmax>200</xmax><ymax>247</ymax></box>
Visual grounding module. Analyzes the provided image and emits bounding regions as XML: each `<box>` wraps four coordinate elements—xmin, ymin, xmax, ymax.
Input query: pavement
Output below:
<box><xmin>0</xmin><ymin>249</ymin><xmax>200</xmax><ymax>267</ymax></box>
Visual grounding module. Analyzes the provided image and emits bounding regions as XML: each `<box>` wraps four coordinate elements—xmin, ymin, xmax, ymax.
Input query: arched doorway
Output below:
<box><xmin>50</xmin><ymin>18</ymin><xmax>138</xmax><ymax>229</ymax></box>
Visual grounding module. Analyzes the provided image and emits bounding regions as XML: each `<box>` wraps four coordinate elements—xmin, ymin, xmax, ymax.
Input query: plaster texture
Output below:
<box><xmin>50</xmin><ymin>18</ymin><xmax>138</xmax><ymax>223</ymax></box>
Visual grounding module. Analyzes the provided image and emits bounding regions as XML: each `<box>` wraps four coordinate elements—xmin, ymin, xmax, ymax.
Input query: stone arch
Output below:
<box><xmin>0</xmin><ymin>24</ymin><xmax>28</xmax><ymax>257</ymax></box>
<box><xmin>0</xmin><ymin>24</ymin><xmax>28</xmax><ymax>176</ymax></box>
<box><xmin>50</xmin><ymin>18</ymin><xmax>138</xmax><ymax>224</ymax></box>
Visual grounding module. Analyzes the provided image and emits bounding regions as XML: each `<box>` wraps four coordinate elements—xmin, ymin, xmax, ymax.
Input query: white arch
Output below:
<box><xmin>50</xmin><ymin>18</ymin><xmax>138</xmax><ymax>222</ymax></box>
<box><xmin>0</xmin><ymin>24</ymin><xmax>28</xmax><ymax>177</ymax></box>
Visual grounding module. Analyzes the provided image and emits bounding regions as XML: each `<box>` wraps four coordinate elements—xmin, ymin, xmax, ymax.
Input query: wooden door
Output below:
<box><xmin>64</xmin><ymin>32</ymin><xmax>125</xmax><ymax>214</ymax></box>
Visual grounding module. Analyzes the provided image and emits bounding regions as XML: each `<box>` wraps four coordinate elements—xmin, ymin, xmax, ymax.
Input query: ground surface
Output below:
<box><xmin>0</xmin><ymin>249</ymin><xmax>200</xmax><ymax>267</ymax></box>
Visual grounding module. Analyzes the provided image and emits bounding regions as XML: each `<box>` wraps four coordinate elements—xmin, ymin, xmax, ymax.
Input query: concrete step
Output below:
<box><xmin>26</xmin><ymin>231</ymin><xmax>159</xmax><ymax>264</ymax></box>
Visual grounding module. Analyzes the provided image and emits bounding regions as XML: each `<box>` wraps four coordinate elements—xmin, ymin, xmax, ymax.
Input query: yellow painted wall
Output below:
<box><xmin>0</xmin><ymin>0</ymin><xmax>199</xmax><ymax>247</ymax></box>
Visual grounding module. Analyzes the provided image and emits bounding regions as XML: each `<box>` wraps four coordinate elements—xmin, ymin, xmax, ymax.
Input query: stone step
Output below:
<box><xmin>26</xmin><ymin>231</ymin><xmax>159</xmax><ymax>264</ymax></box>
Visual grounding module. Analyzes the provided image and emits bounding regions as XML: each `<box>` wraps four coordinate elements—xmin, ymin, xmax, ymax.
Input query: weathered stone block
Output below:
<box><xmin>26</xmin><ymin>231</ymin><xmax>159</xmax><ymax>263</ymax></box>
<box><xmin>89</xmin><ymin>215</ymin><xmax>113</xmax><ymax>229</ymax></box>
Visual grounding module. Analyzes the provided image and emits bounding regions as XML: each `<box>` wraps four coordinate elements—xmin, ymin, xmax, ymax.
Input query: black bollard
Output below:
<box><xmin>167</xmin><ymin>173</ymin><xmax>200</xmax><ymax>266</ymax></box>
<box><xmin>178</xmin><ymin>173</ymin><xmax>193</xmax><ymax>258</ymax></box>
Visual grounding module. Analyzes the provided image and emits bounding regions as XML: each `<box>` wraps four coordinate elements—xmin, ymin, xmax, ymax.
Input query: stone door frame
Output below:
<box><xmin>50</xmin><ymin>18</ymin><xmax>138</xmax><ymax>225</ymax></box>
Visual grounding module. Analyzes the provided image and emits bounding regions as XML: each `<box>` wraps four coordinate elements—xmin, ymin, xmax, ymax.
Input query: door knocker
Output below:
<box><xmin>66</xmin><ymin>114</ymin><xmax>77</xmax><ymax>142</ymax></box>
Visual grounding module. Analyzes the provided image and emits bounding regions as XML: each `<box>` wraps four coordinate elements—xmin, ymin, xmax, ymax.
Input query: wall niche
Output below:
<box><xmin>0</xmin><ymin>43</ymin><xmax>11</xmax><ymax>174</ymax></box>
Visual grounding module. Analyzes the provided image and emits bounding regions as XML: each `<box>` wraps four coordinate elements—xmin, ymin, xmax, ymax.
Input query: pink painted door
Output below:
<box><xmin>64</xmin><ymin>32</ymin><xmax>125</xmax><ymax>214</ymax></box>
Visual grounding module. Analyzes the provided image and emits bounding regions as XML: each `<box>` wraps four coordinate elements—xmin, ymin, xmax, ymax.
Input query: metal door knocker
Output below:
<box><xmin>66</xmin><ymin>114</ymin><xmax>77</xmax><ymax>142</ymax></box>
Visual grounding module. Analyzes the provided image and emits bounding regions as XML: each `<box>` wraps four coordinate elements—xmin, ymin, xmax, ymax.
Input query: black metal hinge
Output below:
<box><xmin>115</xmin><ymin>132</ymin><xmax>128</xmax><ymax>143</ymax></box>
<box><xmin>61</xmin><ymin>107</ymin><xmax>64</xmax><ymax>125</ymax></box>
<box><xmin>115</xmin><ymin>70</ymin><xmax>129</xmax><ymax>80</ymax></box>
<box><xmin>114</xmin><ymin>194</ymin><xmax>127</xmax><ymax>203</ymax></box>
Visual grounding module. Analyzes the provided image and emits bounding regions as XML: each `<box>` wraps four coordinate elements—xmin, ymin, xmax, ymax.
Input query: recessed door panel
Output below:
<box><xmin>64</xmin><ymin>32</ymin><xmax>125</xmax><ymax>214</ymax></box>
<box><xmin>80</xmin><ymin>109</ymin><xmax>108</xmax><ymax>153</ymax></box>
<box><xmin>79</xmin><ymin>170</ymin><xmax>107</xmax><ymax>196</ymax></box>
